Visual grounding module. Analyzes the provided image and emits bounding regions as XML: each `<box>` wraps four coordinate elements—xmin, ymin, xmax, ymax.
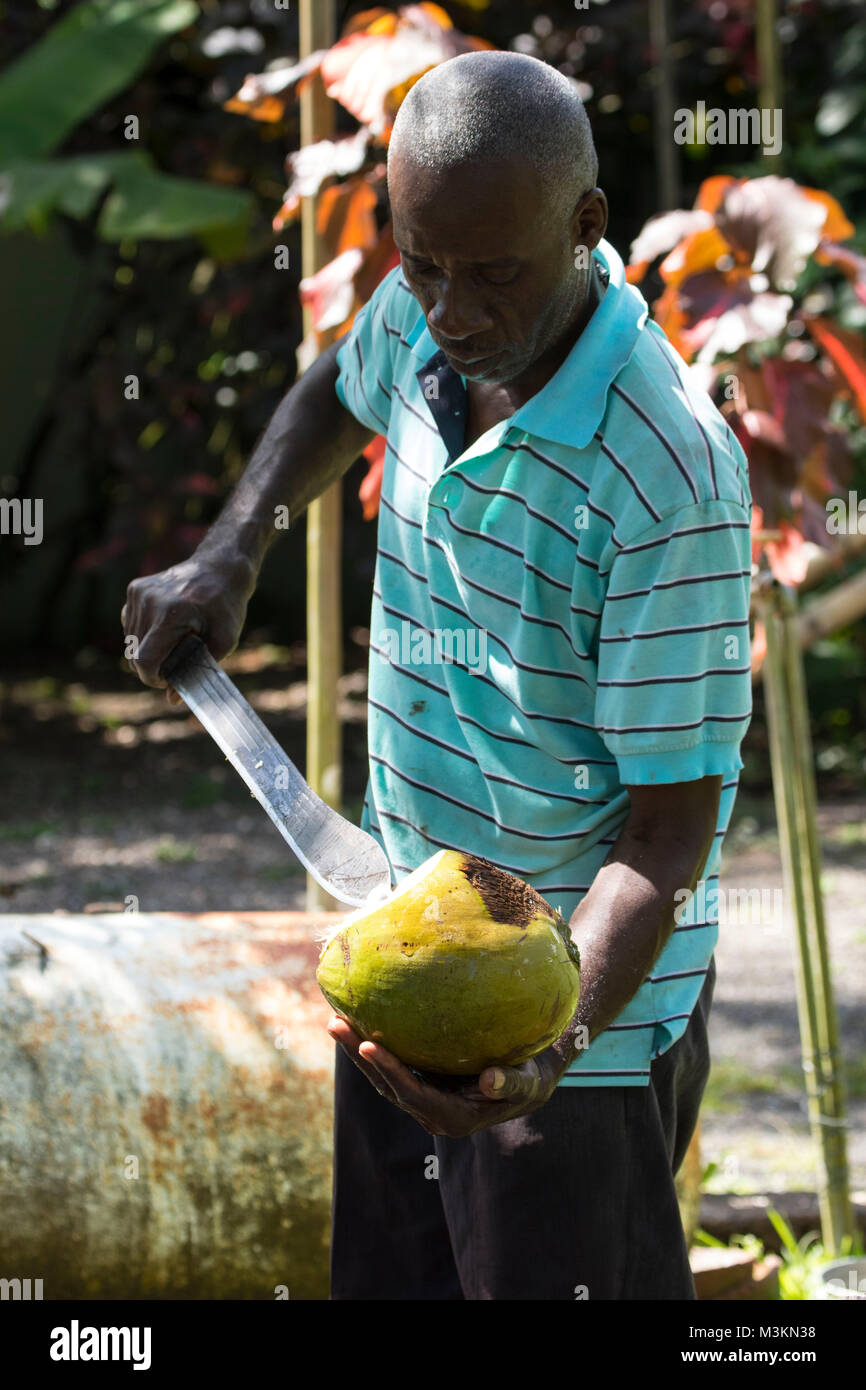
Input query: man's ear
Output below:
<box><xmin>572</xmin><ymin>188</ymin><xmax>608</xmax><ymax>256</ymax></box>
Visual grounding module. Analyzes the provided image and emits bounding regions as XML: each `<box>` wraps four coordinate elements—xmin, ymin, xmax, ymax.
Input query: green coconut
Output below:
<box><xmin>316</xmin><ymin>849</ymin><xmax>581</xmax><ymax>1075</ymax></box>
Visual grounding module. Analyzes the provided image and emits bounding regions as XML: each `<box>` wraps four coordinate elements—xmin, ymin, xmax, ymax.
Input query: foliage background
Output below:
<box><xmin>1</xmin><ymin>0</ymin><xmax>864</xmax><ymax>783</ymax></box>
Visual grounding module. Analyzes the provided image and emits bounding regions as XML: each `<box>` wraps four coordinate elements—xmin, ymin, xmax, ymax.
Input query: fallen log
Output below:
<box><xmin>0</xmin><ymin>911</ymin><xmax>340</xmax><ymax>1300</ymax></box>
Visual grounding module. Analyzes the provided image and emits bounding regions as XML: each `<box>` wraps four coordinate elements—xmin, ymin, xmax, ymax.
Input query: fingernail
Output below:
<box><xmin>490</xmin><ymin>1068</ymin><xmax>506</xmax><ymax>1092</ymax></box>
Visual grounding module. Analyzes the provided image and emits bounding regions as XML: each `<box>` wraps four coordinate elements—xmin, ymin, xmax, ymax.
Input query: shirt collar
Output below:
<box><xmin>408</xmin><ymin>238</ymin><xmax>648</xmax><ymax>452</ymax></box>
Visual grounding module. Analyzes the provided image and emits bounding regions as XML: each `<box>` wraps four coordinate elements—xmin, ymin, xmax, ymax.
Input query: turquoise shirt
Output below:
<box><xmin>334</xmin><ymin>238</ymin><xmax>753</xmax><ymax>1086</ymax></box>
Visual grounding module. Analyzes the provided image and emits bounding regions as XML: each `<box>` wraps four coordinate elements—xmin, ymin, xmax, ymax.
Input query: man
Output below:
<box><xmin>123</xmin><ymin>51</ymin><xmax>753</xmax><ymax>1300</ymax></box>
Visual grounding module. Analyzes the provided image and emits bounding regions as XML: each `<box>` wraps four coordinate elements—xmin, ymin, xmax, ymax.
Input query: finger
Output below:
<box><xmin>134</xmin><ymin>623</ymin><xmax>200</xmax><ymax>690</ymax></box>
<box><xmin>477</xmin><ymin>1061</ymin><xmax>541</xmax><ymax>1103</ymax></box>
<box><xmin>357</xmin><ymin>1040</ymin><xmax>435</xmax><ymax>1108</ymax></box>
<box><xmin>327</xmin><ymin>1021</ymin><xmax>400</xmax><ymax>1104</ymax></box>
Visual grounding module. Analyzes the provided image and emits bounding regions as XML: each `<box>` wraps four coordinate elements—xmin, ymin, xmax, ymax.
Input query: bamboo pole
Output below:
<box><xmin>755</xmin><ymin>0</ymin><xmax>784</xmax><ymax>171</ymax></box>
<box><xmin>757</xmin><ymin>578</ymin><xmax>854</xmax><ymax>1252</ymax></box>
<box><xmin>751</xmin><ymin>545</ymin><xmax>866</xmax><ymax>684</ymax></box>
<box><xmin>648</xmin><ymin>0</ymin><xmax>680</xmax><ymax>211</ymax></box>
<box><xmin>300</xmin><ymin>0</ymin><xmax>342</xmax><ymax>910</ymax></box>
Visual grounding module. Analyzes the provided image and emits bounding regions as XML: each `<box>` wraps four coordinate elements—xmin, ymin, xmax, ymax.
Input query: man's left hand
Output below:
<box><xmin>327</xmin><ymin>1015</ymin><xmax>571</xmax><ymax>1136</ymax></box>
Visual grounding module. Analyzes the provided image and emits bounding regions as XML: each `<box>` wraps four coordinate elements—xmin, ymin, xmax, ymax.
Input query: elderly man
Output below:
<box><xmin>124</xmin><ymin>51</ymin><xmax>752</xmax><ymax>1300</ymax></box>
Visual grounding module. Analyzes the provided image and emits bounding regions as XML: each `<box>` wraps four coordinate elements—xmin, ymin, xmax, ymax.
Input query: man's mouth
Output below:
<box><xmin>440</xmin><ymin>346</ymin><xmax>501</xmax><ymax>368</ymax></box>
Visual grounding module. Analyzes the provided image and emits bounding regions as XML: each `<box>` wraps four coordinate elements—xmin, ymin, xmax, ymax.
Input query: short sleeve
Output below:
<box><xmin>595</xmin><ymin>499</ymin><xmax>753</xmax><ymax>784</ymax></box>
<box><xmin>334</xmin><ymin>265</ymin><xmax>408</xmax><ymax>435</ymax></box>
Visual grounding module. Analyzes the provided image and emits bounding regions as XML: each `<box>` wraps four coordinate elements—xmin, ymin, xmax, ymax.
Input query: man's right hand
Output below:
<box><xmin>121</xmin><ymin>554</ymin><xmax>255</xmax><ymax>701</ymax></box>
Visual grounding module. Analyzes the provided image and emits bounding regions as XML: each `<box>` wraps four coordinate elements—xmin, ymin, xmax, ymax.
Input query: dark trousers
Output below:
<box><xmin>330</xmin><ymin>956</ymin><xmax>715</xmax><ymax>1300</ymax></box>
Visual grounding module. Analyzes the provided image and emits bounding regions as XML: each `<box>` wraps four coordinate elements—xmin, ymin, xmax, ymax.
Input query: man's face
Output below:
<box><xmin>389</xmin><ymin>151</ymin><xmax>600</xmax><ymax>386</ymax></box>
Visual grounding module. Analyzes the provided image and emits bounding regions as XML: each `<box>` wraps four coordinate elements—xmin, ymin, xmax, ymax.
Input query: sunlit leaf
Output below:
<box><xmin>320</xmin><ymin>3</ymin><xmax>489</xmax><ymax>137</ymax></box>
<box><xmin>659</xmin><ymin>226</ymin><xmax>732</xmax><ymax>287</ymax></box>
<box><xmin>765</xmin><ymin>520</ymin><xmax>810</xmax><ymax>585</ymax></box>
<box><xmin>317</xmin><ymin>177</ymin><xmax>379</xmax><ymax>257</ymax></box>
<box><xmin>715</xmin><ymin>177</ymin><xmax>827</xmax><ymax>291</ymax></box>
<box><xmin>797</xmin><ymin>187</ymin><xmax>855</xmax><ymax>244</ymax></box>
<box><xmin>354</xmin><ymin>221</ymin><xmax>401</xmax><ymax>303</ymax></box>
<box><xmin>299</xmin><ymin>246</ymin><xmax>365</xmax><ymax>332</ymax></box>
<box><xmin>283</xmin><ymin>127</ymin><xmax>371</xmax><ymax>205</ymax></box>
<box><xmin>627</xmin><ymin>208</ymin><xmax>714</xmax><ymax>282</ymax></box>
<box><xmin>694</xmin><ymin>174</ymin><xmax>737</xmax><ymax>215</ymax></box>
<box><xmin>224</xmin><ymin>51</ymin><xmax>326</xmax><ymax>123</ymax></box>
<box><xmin>694</xmin><ymin>290</ymin><xmax>793</xmax><ymax>363</ymax></box>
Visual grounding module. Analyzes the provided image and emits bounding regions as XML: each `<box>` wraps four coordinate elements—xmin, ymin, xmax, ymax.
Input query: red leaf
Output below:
<box><xmin>359</xmin><ymin>436</ymin><xmax>385</xmax><ymax>520</ymax></box>
<box><xmin>765</xmin><ymin>520</ymin><xmax>810</xmax><ymax>585</ymax></box>
<box><xmin>751</xmin><ymin>618</ymin><xmax>767</xmax><ymax>677</ymax></box>
<box><xmin>805</xmin><ymin>316</ymin><xmax>866</xmax><ymax>420</ymax></box>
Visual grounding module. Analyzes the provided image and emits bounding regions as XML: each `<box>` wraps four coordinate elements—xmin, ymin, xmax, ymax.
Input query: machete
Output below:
<box><xmin>160</xmin><ymin>635</ymin><xmax>392</xmax><ymax>909</ymax></box>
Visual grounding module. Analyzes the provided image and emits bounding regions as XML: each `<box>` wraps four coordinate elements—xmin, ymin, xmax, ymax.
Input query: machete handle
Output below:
<box><xmin>159</xmin><ymin>633</ymin><xmax>210</xmax><ymax>685</ymax></box>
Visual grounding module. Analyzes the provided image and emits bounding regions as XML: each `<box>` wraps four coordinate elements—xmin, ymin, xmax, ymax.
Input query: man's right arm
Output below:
<box><xmin>122</xmin><ymin>337</ymin><xmax>375</xmax><ymax>691</ymax></box>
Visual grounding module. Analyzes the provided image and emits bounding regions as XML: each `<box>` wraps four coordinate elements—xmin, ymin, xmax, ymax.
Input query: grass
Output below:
<box><xmin>0</xmin><ymin>820</ymin><xmax>58</xmax><ymax>841</ymax></box>
<box><xmin>704</xmin><ymin>1053</ymin><xmax>866</xmax><ymax>1113</ymax></box>
<box><xmin>260</xmin><ymin>862</ymin><xmax>305</xmax><ymax>882</ymax></box>
<box><xmin>154</xmin><ymin>839</ymin><xmax>197</xmax><ymax>864</ymax></box>
<box><xmin>703</xmin><ymin>1060</ymin><xmax>781</xmax><ymax>1113</ymax></box>
<box><xmin>693</xmin><ymin>1210</ymin><xmax>866</xmax><ymax>1300</ymax></box>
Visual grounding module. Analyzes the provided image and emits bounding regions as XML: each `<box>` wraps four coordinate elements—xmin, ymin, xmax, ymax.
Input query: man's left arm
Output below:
<box><xmin>544</xmin><ymin>776</ymin><xmax>721</xmax><ymax>1074</ymax></box>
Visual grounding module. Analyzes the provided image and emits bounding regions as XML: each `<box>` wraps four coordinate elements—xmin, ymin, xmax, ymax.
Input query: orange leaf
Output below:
<box><xmin>694</xmin><ymin>174</ymin><xmax>738</xmax><ymax>215</ymax></box>
<box><xmin>321</xmin><ymin>6</ymin><xmax>486</xmax><ymax>135</ymax></box>
<box><xmin>625</xmin><ymin>260</ymin><xmax>649</xmax><ymax>285</ymax></box>
<box><xmin>750</xmin><ymin>503</ymin><xmax>765</xmax><ymax>567</ymax></box>
<box><xmin>359</xmin><ymin>436</ymin><xmax>386</xmax><ymax>520</ymax></box>
<box><xmin>659</xmin><ymin>226</ymin><xmax>732</xmax><ymax>287</ymax></box>
<box><xmin>814</xmin><ymin>240</ymin><xmax>866</xmax><ymax>305</ymax></box>
<box><xmin>272</xmin><ymin>192</ymin><xmax>301</xmax><ymax>232</ymax></box>
<box><xmin>317</xmin><ymin>178</ymin><xmax>379</xmax><ymax>257</ymax></box>
<box><xmin>750</xmin><ymin>619</ymin><xmax>767</xmax><ymax>677</ymax></box>
<box><xmin>414</xmin><ymin>2</ymin><xmax>454</xmax><ymax>27</ymax></box>
<box><xmin>652</xmin><ymin>284</ymin><xmax>691</xmax><ymax>360</ymax></box>
<box><xmin>798</xmin><ymin>187</ymin><xmax>855</xmax><ymax>243</ymax></box>
<box><xmin>384</xmin><ymin>63</ymin><xmax>437</xmax><ymax>128</ymax></box>
<box><xmin>765</xmin><ymin>519</ymin><xmax>810</xmax><ymax>585</ymax></box>
<box><xmin>343</xmin><ymin>8</ymin><xmax>393</xmax><ymax>36</ymax></box>
<box><xmin>223</xmin><ymin>92</ymin><xmax>287</xmax><ymax>123</ymax></box>
<box><xmin>354</xmin><ymin>222</ymin><xmax>402</xmax><ymax>302</ymax></box>
<box><xmin>805</xmin><ymin>316</ymin><xmax>866</xmax><ymax>420</ymax></box>
<box><xmin>299</xmin><ymin>247</ymin><xmax>365</xmax><ymax>333</ymax></box>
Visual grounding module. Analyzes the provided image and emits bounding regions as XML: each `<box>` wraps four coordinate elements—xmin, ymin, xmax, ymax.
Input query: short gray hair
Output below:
<box><xmin>388</xmin><ymin>51</ymin><xmax>599</xmax><ymax>222</ymax></box>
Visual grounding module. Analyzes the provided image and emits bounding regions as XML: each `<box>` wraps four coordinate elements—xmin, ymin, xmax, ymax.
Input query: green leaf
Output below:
<box><xmin>97</xmin><ymin>163</ymin><xmax>253</xmax><ymax>254</ymax></box>
<box><xmin>0</xmin><ymin>151</ymin><xmax>252</xmax><ymax>257</ymax></box>
<box><xmin>0</xmin><ymin>0</ymin><xmax>198</xmax><ymax>164</ymax></box>
<box><xmin>767</xmin><ymin>1206</ymin><xmax>800</xmax><ymax>1257</ymax></box>
<box><xmin>0</xmin><ymin>152</ymin><xmax>145</xmax><ymax>232</ymax></box>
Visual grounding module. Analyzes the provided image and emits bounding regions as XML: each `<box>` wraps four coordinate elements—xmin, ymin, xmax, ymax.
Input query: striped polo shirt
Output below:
<box><xmin>334</xmin><ymin>236</ymin><xmax>753</xmax><ymax>1087</ymax></box>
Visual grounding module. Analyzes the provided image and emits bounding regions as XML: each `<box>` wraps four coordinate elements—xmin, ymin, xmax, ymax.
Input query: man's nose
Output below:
<box><xmin>427</xmin><ymin>277</ymin><xmax>493</xmax><ymax>342</ymax></box>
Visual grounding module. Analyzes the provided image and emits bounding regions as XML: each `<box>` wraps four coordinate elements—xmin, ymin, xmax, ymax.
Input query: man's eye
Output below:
<box><xmin>406</xmin><ymin>259</ymin><xmax>436</xmax><ymax>277</ymax></box>
<box><xmin>482</xmin><ymin>267</ymin><xmax>519</xmax><ymax>286</ymax></box>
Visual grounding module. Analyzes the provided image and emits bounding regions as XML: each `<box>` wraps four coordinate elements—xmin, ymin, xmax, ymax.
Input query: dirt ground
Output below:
<box><xmin>2</xmin><ymin>645</ymin><xmax>864</xmax><ymax>1194</ymax></box>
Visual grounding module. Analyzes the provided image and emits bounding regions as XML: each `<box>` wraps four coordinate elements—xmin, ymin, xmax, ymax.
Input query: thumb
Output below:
<box><xmin>477</xmin><ymin>1063</ymin><xmax>535</xmax><ymax>1102</ymax></box>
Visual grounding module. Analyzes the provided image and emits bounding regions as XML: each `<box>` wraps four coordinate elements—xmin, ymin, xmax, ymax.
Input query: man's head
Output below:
<box><xmin>388</xmin><ymin>50</ymin><xmax>607</xmax><ymax>386</ymax></box>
